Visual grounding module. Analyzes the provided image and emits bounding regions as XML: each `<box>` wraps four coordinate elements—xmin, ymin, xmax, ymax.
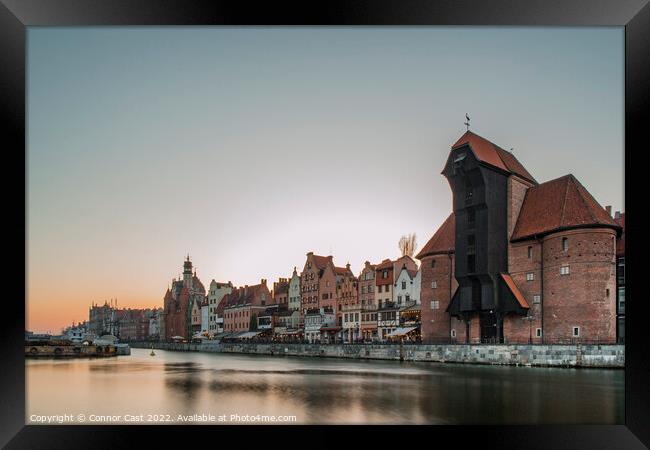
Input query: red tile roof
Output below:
<box><xmin>375</xmin><ymin>259</ymin><xmax>393</xmax><ymax>270</ymax></box>
<box><xmin>416</xmin><ymin>213</ymin><xmax>455</xmax><ymax>259</ymax></box>
<box><xmin>500</xmin><ymin>273</ymin><xmax>529</xmax><ymax>309</ymax></box>
<box><xmin>215</xmin><ymin>297</ymin><xmax>227</xmax><ymax>315</ymax></box>
<box><xmin>334</xmin><ymin>266</ymin><xmax>351</xmax><ymax>276</ymax></box>
<box><xmin>192</xmin><ymin>275</ymin><xmax>205</xmax><ymax>293</ymax></box>
<box><xmin>511</xmin><ymin>174</ymin><xmax>621</xmax><ymax>241</ymax></box>
<box><xmin>222</xmin><ymin>283</ymin><xmax>269</xmax><ymax>308</ymax></box>
<box><xmin>452</xmin><ymin>131</ymin><xmax>536</xmax><ymax>183</ymax></box>
<box><xmin>312</xmin><ymin>254</ymin><xmax>332</xmax><ymax>270</ymax></box>
<box><xmin>614</xmin><ymin>212</ymin><xmax>625</xmax><ymax>256</ymax></box>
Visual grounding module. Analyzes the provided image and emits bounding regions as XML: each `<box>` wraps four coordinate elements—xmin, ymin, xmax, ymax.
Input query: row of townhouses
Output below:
<box><xmin>161</xmin><ymin>254</ymin><xmax>426</xmax><ymax>344</ymax></box>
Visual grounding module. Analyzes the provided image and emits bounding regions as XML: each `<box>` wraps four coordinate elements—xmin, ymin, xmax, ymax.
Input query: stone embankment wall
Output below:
<box><xmin>131</xmin><ymin>342</ymin><xmax>624</xmax><ymax>368</ymax></box>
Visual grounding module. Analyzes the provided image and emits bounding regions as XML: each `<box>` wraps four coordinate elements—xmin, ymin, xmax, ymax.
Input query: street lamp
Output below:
<box><xmin>522</xmin><ymin>315</ymin><xmax>535</xmax><ymax>344</ymax></box>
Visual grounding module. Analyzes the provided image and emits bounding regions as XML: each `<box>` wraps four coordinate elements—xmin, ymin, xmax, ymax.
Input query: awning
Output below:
<box><xmin>320</xmin><ymin>326</ymin><xmax>342</xmax><ymax>332</ymax></box>
<box><xmin>274</xmin><ymin>329</ymin><xmax>302</xmax><ymax>335</ymax></box>
<box><xmin>238</xmin><ymin>331</ymin><xmax>264</xmax><ymax>339</ymax></box>
<box><xmin>386</xmin><ymin>327</ymin><xmax>418</xmax><ymax>337</ymax></box>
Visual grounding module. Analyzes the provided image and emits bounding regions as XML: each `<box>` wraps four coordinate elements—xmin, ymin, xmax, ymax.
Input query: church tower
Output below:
<box><xmin>183</xmin><ymin>255</ymin><xmax>193</xmax><ymax>288</ymax></box>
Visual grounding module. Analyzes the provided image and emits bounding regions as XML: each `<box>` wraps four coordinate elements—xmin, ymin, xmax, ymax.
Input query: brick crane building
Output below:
<box><xmin>417</xmin><ymin>130</ymin><xmax>622</xmax><ymax>344</ymax></box>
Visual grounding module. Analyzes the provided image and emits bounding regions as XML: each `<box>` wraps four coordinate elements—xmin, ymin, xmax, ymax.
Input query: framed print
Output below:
<box><xmin>1</xmin><ymin>0</ymin><xmax>648</xmax><ymax>448</ymax></box>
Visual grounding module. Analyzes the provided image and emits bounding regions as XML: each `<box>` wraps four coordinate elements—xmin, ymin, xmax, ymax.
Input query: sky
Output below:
<box><xmin>27</xmin><ymin>27</ymin><xmax>624</xmax><ymax>333</ymax></box>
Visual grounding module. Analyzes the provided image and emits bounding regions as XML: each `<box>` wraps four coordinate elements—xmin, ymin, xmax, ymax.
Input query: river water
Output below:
<box><xmin>26</xmin><ymin>348</ymin><xmax>623</xmax><ymax>425</ymax></box>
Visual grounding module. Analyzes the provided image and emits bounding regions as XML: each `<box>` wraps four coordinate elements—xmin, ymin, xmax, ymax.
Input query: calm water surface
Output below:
<box><xmin>26</xmin><ymin>348</ymin><xmax>623</xmax><ymax>424</ymax></box>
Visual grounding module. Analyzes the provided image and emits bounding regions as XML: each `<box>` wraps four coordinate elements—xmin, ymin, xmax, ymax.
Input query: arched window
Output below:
<box><xmin>562</xmin><ymin>237</ymin><xmax>569</xmax><ymax>252</ymax></box>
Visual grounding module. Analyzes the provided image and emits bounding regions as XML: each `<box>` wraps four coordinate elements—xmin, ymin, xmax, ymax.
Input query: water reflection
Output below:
<box><xmin>26</xmin><ymin>348</ymin><xmax>623</xmax><ymax>424</ymax></box>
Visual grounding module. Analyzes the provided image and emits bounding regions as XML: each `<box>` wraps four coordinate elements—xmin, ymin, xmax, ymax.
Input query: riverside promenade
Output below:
<box><xmin>131</xmin><ymin>341</ymin><xmax>624</xmax><ymax>369</ymax></box>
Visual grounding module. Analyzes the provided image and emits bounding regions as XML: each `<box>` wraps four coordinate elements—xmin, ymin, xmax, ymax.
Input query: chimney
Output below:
<box><xmin>615</xmin><ymin>210</ymin><xmax>621</xmax><ymax>219</ymax></box>
<box><xmin>605</xmin><ymin>205</ymin><xmax>612</xmax><ymax>216</ymax></box>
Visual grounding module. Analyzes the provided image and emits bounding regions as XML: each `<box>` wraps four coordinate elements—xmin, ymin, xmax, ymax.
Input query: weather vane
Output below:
<box><xmin>464</xmin><ymin>113</ymin><xmax>470</xmax><ymax>131</ymax></box>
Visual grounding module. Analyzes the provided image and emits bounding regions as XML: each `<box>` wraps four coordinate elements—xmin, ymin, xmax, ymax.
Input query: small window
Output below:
<box><xmin>606</xmin><ymin>288</ymin><xmax>610</xmax><ymax>298</ymax></box>
<box><xmin>378</xmin><ymin>285</ymin><xmax>382</xmax><ymax>293</ymax></box>
<box><xmin>467</xmin><ymin>255</ymin><xmax>476</xmax><ymax>273</ymax></box>
<box><xmin>572</xmin><ymin>327</ymin><xmax>580</xmax><ymax>337</ymax></box>
<box><xmin>397</xmin><ymin>295</ymin><xmax>402</xmax><ymax>304</ymax></box>
<box><xmin>431</xmin><ymin>300</ymin><xmax>440</xmax><ymax>310</ymax></box>
<box><xmin>560</xmin><ymin>265</ymin><xmax>570</xmax><ymax>276</ymax></box>
<box><xmin>536</xmin><ymin>328</ymin><xmax>542</xmax><ymax>337</ymax></box>
<box><xmin>533</xmin><ymin>294</ymin><xmax>541</xmax><ymax>304</ymax></box>
<box><xmin>526</xmin><ymin>272</ymin><xmax>534</xmax><ymax>281</ymax></box>
<box><xmin>465</xmin><ymin>180</ymin><xmax>474</xmax><ymax>204</ymax></box>
<box><xmin>467</xmin><ymin>209</ymin><xmax>475</xmax><ymax>227</ymax></box>
<box><xmin>401</xmin><ymin>281</ymin><xmax>406</xmax><ymax>289</ymax></box>
<box><xmin>562</xmin><ymin>237</ymin><xmax>569</xmax><ymax>252</ymax></box>
<box><xmin>383</xmin><ymin>270</ymin><xmax>388</xmax><ymax>278</ymax></box>
<box><xmin>431</xmin><ymin>259</ymin><xmax>436</xmax><ymax>269</ymax></box>
<box><xmin>527</xmin><ymin>246</ymin><xmax>533</xmax><ymax>259</ymax></box>
<box><xmin>451</xmin><ymin>329</ymin><xmax>457</xmax><ymax>338</ymax></box>
<box><xmin>432</xmin><ymin>281</ymin><xmax>437</xmax><ymax>289</ymax></box>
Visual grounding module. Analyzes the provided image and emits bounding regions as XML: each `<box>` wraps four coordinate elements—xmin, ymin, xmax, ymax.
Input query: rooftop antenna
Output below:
<box><xmin>464</xmin><ymin>113</ymin><xmax>470</xmax><ymax>131</ymax></box>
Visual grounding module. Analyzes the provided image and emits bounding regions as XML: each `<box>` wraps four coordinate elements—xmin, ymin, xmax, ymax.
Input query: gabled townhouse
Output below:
<box><xmin>272</xmin><ymin>278</ymin><xmax>289</xmax><ymax>306</ymax></box>
<box><xmin>288</xmin><ymin>267</ymin><xmax>301</xmax><ymax>311</ymax></box>
<box><xmin>222</xmin><ymin>280</ymin><xmax>272</xmax><ymax>334</ymax></box>
<box><xmin>358</xmin><ymin>261</ymin><xmax>378</xmax><ymax>341</ymax></box>
<box><xmin>207</xmin><ymin>280</ymin><xmax>233</xmax><ymax>335</ymax></box>
<box><xmin>300</xmin><ymin>252</ymin><xmax>337</xmax><ymax>316</ymax></box>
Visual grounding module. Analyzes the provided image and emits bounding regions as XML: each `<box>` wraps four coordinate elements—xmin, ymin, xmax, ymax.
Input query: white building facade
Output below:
<box><xmin>393</xmin><ymin>266</ymin><xmax>421</xmax><ymax>307</ymax></box>
<box><xmin>304</xmin><ymin>309</ymin><xmax>335</xmax><ymax>343</ymax></box>
<box><xmin>288</xmin><ymin>268</ymin><xmax>301</xmax><ymax>311</ymax></box>
<box><xmin>208</xmin><ymin>280</ymin><xmax>233</xmax><ymax>334</ymax></box>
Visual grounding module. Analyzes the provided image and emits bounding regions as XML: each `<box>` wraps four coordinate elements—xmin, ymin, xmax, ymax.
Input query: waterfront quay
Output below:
<box><xmin>131</xmin><ymin>341</ymin><xmax>624</xmax><ymax>369</ymax></box>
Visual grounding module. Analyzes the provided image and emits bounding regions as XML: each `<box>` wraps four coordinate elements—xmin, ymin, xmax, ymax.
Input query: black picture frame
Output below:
<box><xmin>2</xmin><ymin>1</ymin><xmax>647</xmax><ymax>448</ymax></box>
